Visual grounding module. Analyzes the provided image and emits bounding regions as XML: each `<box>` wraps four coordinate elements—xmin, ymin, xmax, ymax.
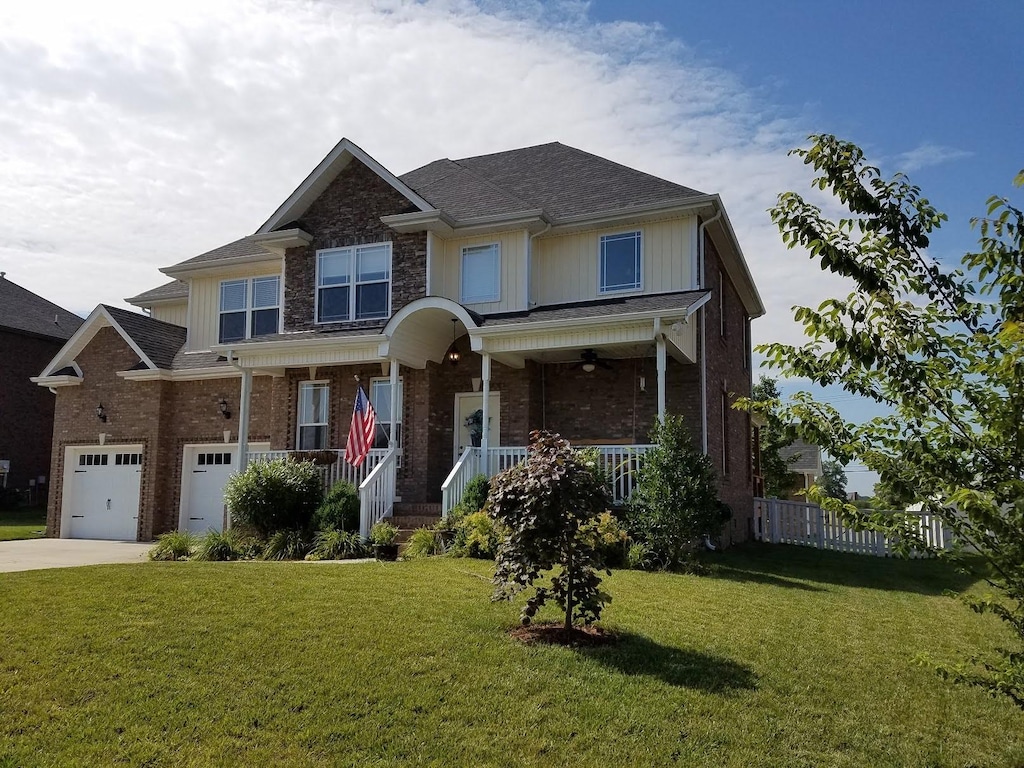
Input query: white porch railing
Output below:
<box><xmin>247</xmin><ymin>448</ymin><xmax>389</xmax><ymax>494</ymax></box>
<box><xmin>753</xmin><ymin>497</ymin><xmax>953</xmax><ymax>557</ymax></box>
<box><xmin>441</xmin><ymin>443</ymin><xmax>655</xmax><ymax>514</ymax></box>
<box><xmin>359</xmin><ymin>447</ymin><xmax>399</xmax><ymax>538</ymax></box>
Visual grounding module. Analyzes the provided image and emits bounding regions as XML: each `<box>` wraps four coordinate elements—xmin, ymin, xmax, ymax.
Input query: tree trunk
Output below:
<box><xmin>564</xmin><ymin>548</ymin><xmax>574</xmax><ymax>633</ymax></box>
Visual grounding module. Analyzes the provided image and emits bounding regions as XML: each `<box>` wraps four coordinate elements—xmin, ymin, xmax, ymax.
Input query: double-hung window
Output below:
<box><xmin>297</xmin><ymin>381</ymin><xmax>330</xmax><ymax>450</ymax></box>
<box><xmin>219</xmin><ymin>276</ymin><xmax>280</xmax><ymax>343</ymax></box>
<box><xmin>369</xmin><ymin>377</ymin><xmax>403</xmax><ymax>450</ymax></box>
<box><xmin>317</xmin><ymin>243</ymin><xmax>391</xmax><ymax>323</ymax></box>
<box><xmin>599</xmin><ymin>231</ymin><xmax>642</xmax><ymax>293</ymax></box>
<box><xmin>460</xmin><ymin>243</ymin><xmax>500</xmax><ymax>304</ymax></box>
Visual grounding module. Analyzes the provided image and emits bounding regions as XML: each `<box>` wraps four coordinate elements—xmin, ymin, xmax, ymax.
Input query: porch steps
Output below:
<box><xmin>390</xmin><ymin>503</ymin><xmax>443</xmax><ymax>542</ymax></box>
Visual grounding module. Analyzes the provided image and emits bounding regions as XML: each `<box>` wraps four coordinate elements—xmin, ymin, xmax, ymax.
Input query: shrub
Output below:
<box><xmin>314</xmin><ymin>481</ymin><xmax>360</xmax><ymax>532</ymax></box>
<box><xmin>452</xmin><ymin>511</ymin><xmax>502</xmax><ymax>559</ymax></box>
<box><xmin>460</xmin><ymin>474</ymin><xmax>491</xmax><ymax>513</ymax></box>
<box><xmin>626</xmin><ymin>541</ymin><xmax>656</xmax><ymax>571</ymax></box>
<box><xmin>149</xmin><ymin>530</ymin><xmax>198</xmax><ymax>561</ymax></box>
<box><xmin>263</xmin><ymin>529</ymin><xmax>311</xmax><ymax>561</ymax></box>
<box><xmin>307</xmin><ymin>528</ymin><xmax>365</xmax><ymax>560</ymax></box>
<box><xmin>194</xmin><ymin>528</ymin><xmax>247</xmax><ymax>562</ymax></box>
<box><xmin>223</xmin><ymin>459</ymin><xmax>323</xmax><ymax>537</ymax></box>
<box><xmin>581</xmin><ymin>511</ymin><xmax>630</xmax><ymax>567</ymax></box>
<box><xmin>403</xmin><ymin>526</ymin><xmax>449</xmax><ymax>559</ymax></box>
<box><xmin>369</xmin><ymin>521</ymin><xmax>399</xmax><ymax>546</ymax></box>
<box><xmin>627</xmin><ymin>415</ymin><xmax>727</xmax><ymax>570</ymax></box>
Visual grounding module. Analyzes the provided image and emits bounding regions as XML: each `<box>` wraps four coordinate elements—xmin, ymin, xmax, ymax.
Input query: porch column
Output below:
<box><xmin>481</xmin><ymin>352</ymin><xmax>491</xmax><ymax>476</ymax></box>
<box><xmin>237</xmin><ymin>368</ymin><xmax>253</xmax><ymax>472</ymax></box>
<box><xmin>656</xmin><ymin>335</ymin><xmax>667</xmax><ymax>422</ymax></box>
<box><xmin>388</xmin><ymin>358</ymin><xmax>399</xmax><ymax>448</ymax></box>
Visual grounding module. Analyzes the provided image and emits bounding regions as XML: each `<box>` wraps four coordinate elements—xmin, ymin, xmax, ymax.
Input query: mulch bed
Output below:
<box><xmin>508</xmin><ymin>622</ymin><xmax>618</xmax><ymax>647</ymax></box>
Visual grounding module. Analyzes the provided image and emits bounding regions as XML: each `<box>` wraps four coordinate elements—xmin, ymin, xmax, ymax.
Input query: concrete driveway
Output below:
<box><xmin>0</xmin><ymin>538</ymin><xmax>152</xmax><ymax>573</ymax></box>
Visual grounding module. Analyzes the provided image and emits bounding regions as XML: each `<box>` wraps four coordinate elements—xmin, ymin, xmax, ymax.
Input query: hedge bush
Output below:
<box><xmin>223</xmin><ymin>459</ymin><xmax>323</xmax><ymax>537</ymax></box>
<box><xmin>314</xmin><ymin>481</ymin><xmax>360</xmax><ymax>532</ymax></box>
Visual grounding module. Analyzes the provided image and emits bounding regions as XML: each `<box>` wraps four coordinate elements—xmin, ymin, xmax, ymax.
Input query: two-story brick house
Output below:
<box><xmin>34</xmin><ymin>139</ymin><xmax>763</xmax><ymax>543</ymax></box>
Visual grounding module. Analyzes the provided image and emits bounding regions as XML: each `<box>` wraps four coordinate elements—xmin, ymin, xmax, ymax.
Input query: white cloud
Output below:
<box><xmin>894</xmin><ymin>142</ymin><xmax>973</xmax><ymax>172</ymax></box>
<box><xmin>0</xmin><ymin>0</ymin><xmax>851</xmax><ymax>349</ymax></box>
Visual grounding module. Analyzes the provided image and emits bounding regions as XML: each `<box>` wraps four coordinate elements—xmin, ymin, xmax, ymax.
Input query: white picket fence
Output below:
<box><xmin>753</xmin><ymin>497</ymin><xmax>952</xmax><ymax>557</ymax></box>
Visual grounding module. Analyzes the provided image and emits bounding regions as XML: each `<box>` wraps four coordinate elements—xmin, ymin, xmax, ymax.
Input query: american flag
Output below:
<box><xmin>344</xmin><ymin>386</ymin><xmax>377</xmax><ymax>467</ymax></box>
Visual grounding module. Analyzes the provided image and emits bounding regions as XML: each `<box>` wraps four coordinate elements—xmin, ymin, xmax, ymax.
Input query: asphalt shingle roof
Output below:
<box><xmin>481</xmin><ymin>290</ymin><xmax>709</xmax><ymax>326</ymax></box>
<box><xmin>103</xmin><ymin>305</ymin><xmax>187</xmax><ymax>371</ymax></box>
<box><xmin>126</xmin><ymin>280</ymin><xmax>188</xmax><ymax>305</ymax></box>
<box><xmin>780</xmin><ymin>439</ymin><xmax>822</xmax><ymax>473</ymax></box>
<box><xmin>0</xmin><ymin>276</ymin><xmax>83</xmax><ymax>340</ymax></box>
<box><xmin>167</xmin><ymin>236</ymin><xmax>277</xmax><ymax>270</ymax></box>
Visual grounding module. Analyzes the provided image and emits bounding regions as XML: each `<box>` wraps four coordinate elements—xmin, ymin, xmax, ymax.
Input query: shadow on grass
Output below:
<box><xmin>712</xmin><ymin>542</ymin><xmax>978</xmax><ymax>596</ymax></box>
<box><xmin>580</xmin><ymin>632</ymin><xmax>758</xmax><ymax>693</ymax></box>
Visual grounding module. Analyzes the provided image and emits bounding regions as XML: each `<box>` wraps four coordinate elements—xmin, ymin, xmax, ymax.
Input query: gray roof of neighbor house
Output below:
<box><xmin>401</xmin><ymin>142</ymin><xmax>706</xmax><ymax>222</ymax></box>
<box><xmin>0</xmin><ymin>275</ymin><xmax>83</xmax><ymax>341</ymax></box>
<box><xmin>781</xmin><ymin>439</ymin><xmax>823</xmax><ymax>474</ymax></box>
<box><xmin>126</xmin><ymin>280</ymin><xmax>188</xmax><ymax>305</ymax></box>
<box><xmin>103</xmin><ymin>305</ymin><xmax>187</xmax><ymax>370</ymax></box>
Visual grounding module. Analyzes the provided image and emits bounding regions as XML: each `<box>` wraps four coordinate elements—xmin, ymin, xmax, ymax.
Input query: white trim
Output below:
<box><xmin>598</xmin><ymin>229</ymin><xmax>643</xmax><ymax>295</ymax></box>
<box><xmin>60</xmin><ymin>443</ymin><xmax>144</xmax><ymax>540</ymax></box>
<box><xmin>39</xmin><ymin>306</ymin><xmax>159</xmax><ymax>377</ymax></box>
<box><xmin>425</xmin><ymin>231</ymin><xmax>435</xmax><ymax>295</ymax></box>
<box><xmin>258</xmin><ymin>138</ymin><xmax>433</xmax><ymax>234</ymax></box>
<box><xmin>296</xmin><ymin>380</ymin><xmax>331</xmax><ymax>450</ymax></box>
<box><xmin>31</xmin><ymin>375</ymin><xmax>82</xmax><ymax>388</ymax></box>
<box><xmin>218</xmin><ymin>275</ymin><xmax>282</xmax><ymax>344</ymax></box>
<box><xmin>453</xmin><ymin>391</ymin><xmax>500</xmax><ymax>464</ymax></box>
<box><xmin>161</xmin><ymin>252</ymin><xmax>281</xmax><ymax>279</ymax></box>
<box><xmin>315</xmin><ymin>242</ymin><xmax>393</xmax><ymax>324</ymax></box>
<box><xmin>117</xmin><ymin>366</ymin><xmax>242</xmax><ymax>382</ymax></box>
<box><xmin>460</xmin><ymin>241</ymin><xmax>501</xmax><ymax>304</ymax></box>
<box><xmin>381</xmin><ymin>296</ymin><xmax>480</xmax><ymax>336</ymax></box>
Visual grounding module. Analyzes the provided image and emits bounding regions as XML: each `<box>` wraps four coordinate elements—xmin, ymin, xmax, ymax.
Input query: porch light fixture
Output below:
<box><xmin>447</xmin><ymin>318</ymin><xmax>461</xmax><ymax>365</ymax></box>
<box><xmin>95</xmin><ymin>404</ymin><xmax>107</xmax><ymax>423</ymax></box>
<box><xmin>582</xmin><ymin>361</ymin><xmax>596</xmax><ymax>373</ymax></box>
<box><xmin>219</xmin><ymin>399</ymin><xmax>231</xmax><ymax>419</ymax></box>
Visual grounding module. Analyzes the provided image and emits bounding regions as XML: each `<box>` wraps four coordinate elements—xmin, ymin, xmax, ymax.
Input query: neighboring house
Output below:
<box><xmin>779</xmin><ymin>438</ymin><xmax>823</xmax><ymax>498</ymax></box>
<box><xmin>0</xmin><ymin>274</ymin><xmax>83</xmax><ymax>498</ymax></box>
<box><xmin>34</xmin><ymin>139</ymin><xmax>764</xmax><ymax>543</ymax></box>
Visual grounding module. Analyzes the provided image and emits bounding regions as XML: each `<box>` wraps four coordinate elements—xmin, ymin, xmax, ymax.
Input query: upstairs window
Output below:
<box><xmin>219</xmin><ymin>276</ymin><xmax>280</xmax><ymax>343</ymax></box>
<box><xmin>317</xmin><ymin>243</ymin><xmax>392</xmax><ymax>323</ymax></box>
<box><xmin>370</xmin><ymin>377</ymin><xmax>404</xmax><ymax>450</ymax></box>
<box><xmin>461</xmin><ymin>243</ymin><xmax>501</xmax><ymax>304</ymax></box>
<box><xmin>599</xmin><ymin>231</ymin><xmax>642</xmax><ymax>293</ymax></box>
<box><xmin>297</xmin><ymin>381</ymin><xmax>329</xmax><ymax>450</ymax></box>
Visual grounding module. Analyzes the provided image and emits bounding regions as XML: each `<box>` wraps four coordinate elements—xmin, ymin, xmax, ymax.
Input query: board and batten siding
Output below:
<box><xmin>150</xmin><ymin>301</ymin><xmax>187</xmax><ymax>327</ymax></box>
<box><xmin>432</xmin><ymin>231</ymin><xmax>528</xmax><ymax>314</ymax></box>
<box><xmin>186</xmin><ymin>264</ymin><xmax>283</xmax><ymax>351</ymax></box>
<box><xmin>531</xmin><ymin>216</ymin><xmax>698</xmax><ymax>306</ymax></box>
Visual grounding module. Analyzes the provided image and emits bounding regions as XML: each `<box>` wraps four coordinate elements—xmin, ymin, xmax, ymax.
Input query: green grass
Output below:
<box><xmin>1</xmin><ymin>545</ymin><xmax>1021</xmax><ymax>767</ymax></box>
<box><xmin>0</xmin><ymin>505</ymin><xmax>46</xmax><ymax>540</ymax></box>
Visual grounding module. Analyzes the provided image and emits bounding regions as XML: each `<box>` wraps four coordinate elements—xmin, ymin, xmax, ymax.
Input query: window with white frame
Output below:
<box><xmin>316</xmin><ymin>243</ymin><xmax>391</xmax><ymax>323</ymax></box>
<box><xmin>370</xmin><ymin>377</ymin><xmax>403</xmax><ymax>450</ymax></box>
<box><xmin>599</xmin><ymin>231</ymin><xmax>642</xmax><ymax>293</ymax></box>
<box><xmin>297</xmin><ymin>381</ymin><xmax>329</xmax><ymax>450</ymax></box>
<box><xmin>219</xmin><ymin>276</ymin><xmax>280</xmax><ymax>343</ymax></box>
<box><xmin>461</xmin><ymin>243</ymin><xmax>500</xmax><ymax>304</ymax></box>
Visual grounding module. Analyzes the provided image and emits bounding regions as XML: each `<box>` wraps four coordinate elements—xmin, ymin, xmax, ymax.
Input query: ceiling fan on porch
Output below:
<box><xmin>571</xmin><ymin>349</ymin><xmax>612</xmax><ymax>373</ymax></box>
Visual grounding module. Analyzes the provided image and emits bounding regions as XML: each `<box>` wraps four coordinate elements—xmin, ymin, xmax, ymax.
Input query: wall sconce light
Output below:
<box><xmin>95</xmin><ymin>404</ymin><xmax>107</xmax><ymax>423</ymax></box>
<box><xmin>639</xmin><ymin>375</ymin><xmax>647</xmax><ymax>392</ymax></box>
<box><xmin>447</xmin><ymin>318</ymin><xmax>461</xmax><ymax>365</ymax></box>
<box><xmin>219</xmin><ymin>399</ymin><xmax>231</xmax><ymax>419</ymax></box>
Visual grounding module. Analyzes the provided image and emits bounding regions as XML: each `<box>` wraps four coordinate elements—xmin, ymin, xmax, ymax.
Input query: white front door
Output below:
<box><xmin>179</xmin><ymin>443</ymin><xmax>269</xmax><ymax>535</ymax></box>
<box><xmin>454</xmin><ymin>392</ymin><xmax>500</xmax><ymax>463</ymax></box>
<box><xmin>64</xmin><ymin>447</ymin><xmax>143</xmax><ymax>540</ymax></box>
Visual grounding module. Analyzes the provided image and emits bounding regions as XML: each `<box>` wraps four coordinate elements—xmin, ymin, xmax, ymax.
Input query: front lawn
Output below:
<box><xmin>1</xmin><ymin>546</ymin><xmax>1021</xmax><ymax>766</ymax></box>
<box><xmin>0</xmin><ymin>505</ymin><xmax>46</xmax><ymax>540</ymax></box>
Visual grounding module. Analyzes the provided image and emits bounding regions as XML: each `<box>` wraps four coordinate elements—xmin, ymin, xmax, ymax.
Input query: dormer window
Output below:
<box><xmin>219</xmin><ymin>276</ymin><xmax>280</xmax><ymax>343</ymax></box>
<box><xmin>317</xmin><ymin>243</ymin><xmax>392</xmax><ymax>323</ymax></box>
<box><xmin>599</xmin><ymin>230</ymin><xmax>642</xmax><ymax>293</ymax></box>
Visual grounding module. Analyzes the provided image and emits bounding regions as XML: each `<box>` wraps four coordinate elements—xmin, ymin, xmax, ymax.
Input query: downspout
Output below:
<box><xmin>698</xmin><ymin>207</ymin><xmax>722</xmax><ymax>456</ymax></box>
<box><xmin>526</xmin><ymin>222</ymin><xmax>551</xmax><ymax>307</ymax></box>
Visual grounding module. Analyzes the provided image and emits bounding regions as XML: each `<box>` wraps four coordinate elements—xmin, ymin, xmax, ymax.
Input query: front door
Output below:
<box><xmin>454</xmin><ymin>392</ymin><xmax>500</xmax><ymax>463</ymax></box>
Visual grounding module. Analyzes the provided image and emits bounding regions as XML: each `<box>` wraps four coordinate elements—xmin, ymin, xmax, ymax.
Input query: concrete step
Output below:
<box><xmin>393</xmin><ymin>502</ymin><xmax>442</xmax><ymax>516</ymax></box>
<box><xmin>390</xmin><ymin>514</ymin><xmax>442</xmax><ymax>531</ymax></box>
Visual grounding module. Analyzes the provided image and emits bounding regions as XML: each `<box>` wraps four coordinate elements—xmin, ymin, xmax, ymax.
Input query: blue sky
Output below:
<box><xmin>2</xmin><ymin>0</ymin><xmax>1020</xmax><ymax>494</ymax></box>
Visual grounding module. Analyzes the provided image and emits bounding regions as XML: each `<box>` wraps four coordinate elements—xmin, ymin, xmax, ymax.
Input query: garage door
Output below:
<box><xmin>179</xmin><ymin>443</ymin><xmax>269</xmax><ymax>535</ymax></box>
<box><xmin>64</xmin><ymin>447</ymin><xmax>143</xmax><ymax>540</ymax></box>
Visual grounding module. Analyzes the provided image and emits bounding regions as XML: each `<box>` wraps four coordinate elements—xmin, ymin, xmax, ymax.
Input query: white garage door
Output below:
<box><xmin>179</xmin><ymin>444</ymin><xmax>269</xmax><ymax>535</ymax></box>
<box><xmin>64</xmin><ymin>447</ymin><xmax>143</xmax><ymax>540</ymax></box>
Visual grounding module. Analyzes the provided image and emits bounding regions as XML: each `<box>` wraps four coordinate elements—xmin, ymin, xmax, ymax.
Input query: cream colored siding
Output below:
<box><xmin>150</xmin><ymin>301</ymin><xmax>187</xmax><ymax>327</ymax></box>
<box><xmin>532</xmin><ymin>216</ymin><xmax>697</xmax><ymax>306</ymax></box>
<box><xmin>187</xmin><ymin>265</ymin><xmax>282</xmax><ymax>351</ymax></box>
<box><xmin>434</xmin><ymin>231</ymin><xmax>527</xmax><ymax>313</ymax></box>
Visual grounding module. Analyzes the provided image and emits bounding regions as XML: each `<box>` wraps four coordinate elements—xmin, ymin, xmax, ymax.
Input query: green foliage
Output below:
<box><xmin>307</xmin><ymin>528</ymin><xmax>366</xmax><ymax>560</ymax></box>
<box><xmin>626</xmin><ymin>541</ymin><xmax>656</xmax><ymax>571</ymax></box>
<box><xmin>820</xmin><ymin>460</ymin><xmax>848</xmax><ymax>501</ymax></box>
<box><xmin>403</xmin><ymin>526</ymin><xmax>449</xmax><ymax>559</ymax></box>
<box><xmin>581</xmin><ymin>511</ymin><xmax>630</xmax><ymax>568</ymax></box>
<box><xmin>489</xmin><ymin>430</ymin><xmax>612</xmax><ymax>630</ymax></box>
<box><xmin>314</xmin><ymin>481</ymin><xmax>360</xmax><ymax>532</ymax></box>
<box><xmin>223</xmin><ymin>459</ymin><xmax>323</xmax><ymax>537</ymax></box>
<box><xmin>451</xmin><ymin>511</ymin><xmax>502</xmax><ymax>559</ymax></box>
<box><xmin>149</xmin><ymin>530</ymin><xmax>198</xmax><ymax>561</ymax></box>
<box><xmin>460</xmin><ymin>474</ymin><xmax>491</xmax><ymax>513</ymax></box>
<box><xmin>750</xmin><ymin>376</ymin><xmax>796</xmax><ymax>497</ymax></box>
<box><xmin>263</xmin><ymin>529</ymin><xmax>311</xmax><ymax>561</ymax></box>
<box><xmin>194</xmin><ymin>528</ymin><xmax>248</xmax><ymax>562</ymax></box>
<box><xmin>368</xmin><ymin>521</ymin><xmax>399</xmax><ymax>547</ymax></box>
<box><xmin>759</xmin><ymin>133</ymin><xmax>1024</xmax><ymax>706</ymax></box>
<box><xmin>627</xmin><ymin>415</ymin><xmax>725</xmax><ymax>570</ymax></box>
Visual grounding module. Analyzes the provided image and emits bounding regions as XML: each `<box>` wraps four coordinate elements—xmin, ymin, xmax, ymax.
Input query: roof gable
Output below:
<box><xmin>0</xmin><ymin>275</ymin><xmax>83</xmax><ymax>340</ymax></box>
<box><xmin>126</xmin><ymin>279</ymin><xmax>189</xmax><ymax>306</ymax></box>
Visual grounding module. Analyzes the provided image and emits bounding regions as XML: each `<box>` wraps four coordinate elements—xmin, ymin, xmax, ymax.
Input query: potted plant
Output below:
<box><xmin>369</xmin><ymin>521</ymin><xmax>400</xmax><ymax>561</ymax></box>
<box><xmin>464</xmin><ymin>409</ymin><xmax>484</xmax><ymax>447</ymax></box>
